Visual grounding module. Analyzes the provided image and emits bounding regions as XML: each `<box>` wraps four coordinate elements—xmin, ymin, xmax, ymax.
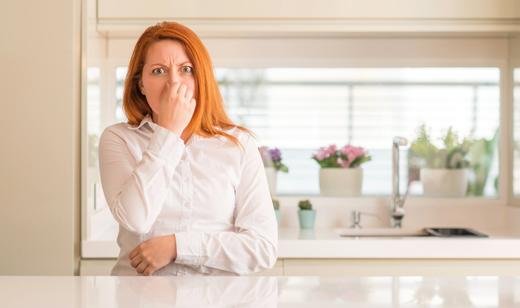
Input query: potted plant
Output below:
<box><xmin>298</xmin><ymin>200</ymin><xmax>316</xmax><ymax>229</ymax></box>
<box><xmin>273</xmin><ymin>198</ymin><xmax>281</xmax><ymax>227</ymax></box>
<box><xmin>312</xmin><ymin>144</ymin><xmax>371</xmax><ymax>196</ymax></box>
<box><xmin>409</xmin><ymin>125</ymin><xmax>474</xmax><ymax>197</ymax></box>
<box><xmin>259</xmin><ymin>147</ymin><xmax>288</xmax><ymax>195</ymax></box>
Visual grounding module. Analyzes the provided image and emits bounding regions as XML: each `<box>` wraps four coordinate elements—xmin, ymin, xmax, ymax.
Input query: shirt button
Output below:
<box><xmin>181</xmin><ymin>225</ymin><xmax>187</xmax><ymax>232</ymax></box>
<box><xmin>184</xmin><ymin>202</ymin><xmax>191</xmax><ymax>208</ymax></box>
<box><xmin>184</xmin><ymin>177</ymin><xmax>190</xmax><ymax>183</ymax></box>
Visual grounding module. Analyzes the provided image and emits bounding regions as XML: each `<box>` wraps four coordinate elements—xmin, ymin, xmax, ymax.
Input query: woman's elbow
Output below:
<box><xmin>251</xmin><ymin>241</ymin><xmax>278</xmax><ymax>274</ymax></box>
<box><xmin>111</xmin><ymin>208</ymin><xmax>152</xmax><ymax>236</ymax></box>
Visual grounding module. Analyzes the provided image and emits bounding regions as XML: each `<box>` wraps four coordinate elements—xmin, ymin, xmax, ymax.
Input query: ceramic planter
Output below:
<box><xmin>274</xmin><ymin>209</ymin><xmax>281</xmax><ymax>227</ymax></box>
<box><xmin>264</xmin><ymin>167</ymin><xmax>277</xmax><ymax>195</ymax></box>
<box><xmin>298</xmin><ymin>210</ymin><xmax>316</xmax><ymax>229</ymax></box>
<box><xmin>420</xmin><ymin>168</ymin><xmax>469</xmax><ymax>197</ymax></box>
<box><xmin>319</xmin><ymin>168</ymin><xmax>362</xmax><ymax>196</ymax></box>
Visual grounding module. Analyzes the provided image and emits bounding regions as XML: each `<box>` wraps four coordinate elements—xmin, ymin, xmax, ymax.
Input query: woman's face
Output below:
<box><xmin>139</xmin><ymin>39</ymin><xmax>196</xmax><ymax>121</ymax></box>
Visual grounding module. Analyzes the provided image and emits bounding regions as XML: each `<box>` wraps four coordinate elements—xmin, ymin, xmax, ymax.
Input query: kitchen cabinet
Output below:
<box><xmin>79</xmin><ymin>260</ymin><xmax>284</xmax><ymax>276</ymax></box>
<box><xmin>80</xmin><ymin>258</ymin><xmax>520</xmax><ymax>277</ymax></box>
<box><xmin>96</xmin><ymin>0</ymin><xmax>520</xmax><ymax>37</ymax></box>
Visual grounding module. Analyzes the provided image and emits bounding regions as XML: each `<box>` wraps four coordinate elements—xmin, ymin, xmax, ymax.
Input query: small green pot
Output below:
<box><xmin>274</xmin><ymin>209</ymin><xmax>281</xmax><ymax>227</ymax></box>
<box><xmin>298</xmin><ymin>210</ymin><xmax>316</xmax><ymax>229</ymax></box>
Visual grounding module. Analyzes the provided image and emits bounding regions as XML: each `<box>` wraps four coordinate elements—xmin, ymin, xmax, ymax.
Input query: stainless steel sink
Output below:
<box><xmin>334</xmin><ymin>227</ymin><xmax>488</xmax><ymax>238</ymax></box>
<box><xmin>423</xmin><ymin>228</ymin><xmax>488</xmax><ymax>237</ymax></box>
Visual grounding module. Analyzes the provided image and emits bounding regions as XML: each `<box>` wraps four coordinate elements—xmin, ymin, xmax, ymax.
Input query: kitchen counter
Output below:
<box><xmin>277</xmin><ymin>227</ymin><xmax>520</xmax><ymax>259</ymax></box>
<box><xmin>2</xmin><ymin>276</ymin><xmax>519</xmax><ymax>307</ymax></box>
<box><xmin>82</xmin><ymin>225</ymin><xmax>520</xmax><ymax>259</ymax></box>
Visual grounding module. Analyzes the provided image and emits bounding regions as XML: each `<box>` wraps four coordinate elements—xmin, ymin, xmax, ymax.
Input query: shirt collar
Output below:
<box><xmin>128</xmin><ymin>114</ymin><xmax>156</xmax><ymax>131</ymax></box>
<box><xmin>127</xmin><ymin>114</ymin><xmax>209</xmax><ymax>145</ymax></box>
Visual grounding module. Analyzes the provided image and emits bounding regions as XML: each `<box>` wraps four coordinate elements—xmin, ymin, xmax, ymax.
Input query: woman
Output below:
<box><xmin>99</xmin><ymin>22</ymin><xmax>278</xmax><ymax>276</ymax></box>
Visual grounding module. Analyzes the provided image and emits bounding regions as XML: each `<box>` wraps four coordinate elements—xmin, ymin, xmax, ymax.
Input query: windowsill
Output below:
<box><xmin>272</xmin><ymin>195</ymin><xmax>504</xmax><ymax>207</ymax></box>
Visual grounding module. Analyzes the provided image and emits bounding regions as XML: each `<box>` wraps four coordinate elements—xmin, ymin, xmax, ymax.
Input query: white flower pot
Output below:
<box><xmin>420</xmin><ymin>168</ymin><xmax>469</xmax><ymax>198</ymax></box>
<box><xmin>264</xmin><ymin>167</ymin><xmax>277</xmax><ymax>195</ymax></box>
<box><xmin>319</xmin><ymin>168</ymin><xmax>363</xmax><ymax>197</ymax></box>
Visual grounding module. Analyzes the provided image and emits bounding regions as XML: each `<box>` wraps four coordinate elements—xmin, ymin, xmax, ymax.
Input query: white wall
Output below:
<box><xmin>0</xmin><ymin>0</ymin><xmax>81</xmax><ymax>275</ymax></box>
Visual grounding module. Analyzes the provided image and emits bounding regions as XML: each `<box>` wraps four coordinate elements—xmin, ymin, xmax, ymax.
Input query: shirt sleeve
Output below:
<box><xmin>98</xmin><ymin>125</ymin><xmax>185</xmax><ymax>235</ymax></box>
<box><xmin>174</xmin><ymin>134</ymin><xmax>278</xmax><ymax>275</ymax></box>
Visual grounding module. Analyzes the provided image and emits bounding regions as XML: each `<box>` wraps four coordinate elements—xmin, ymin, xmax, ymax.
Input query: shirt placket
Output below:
<box><xmin>179</xmin><ymin>151</ymin><xmax>193</xmax><ymax>276</ymax></box>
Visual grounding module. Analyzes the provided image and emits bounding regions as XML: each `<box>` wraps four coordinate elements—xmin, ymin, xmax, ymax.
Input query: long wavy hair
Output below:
<box><xmin>123</xmin><ymin>21</ymin><xmax>251</xmax><ymax>147</ymax></box>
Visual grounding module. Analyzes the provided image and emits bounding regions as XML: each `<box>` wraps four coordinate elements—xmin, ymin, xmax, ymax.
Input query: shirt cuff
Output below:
<box><xmin>174</xmin><ymin>232</ymin><xmax>203</xmax><ymax>266</ymax></box>
<box><xmin>147</xmin><ymin>126</ymin><xmax>185</xmax><ymax>165</ymax></box>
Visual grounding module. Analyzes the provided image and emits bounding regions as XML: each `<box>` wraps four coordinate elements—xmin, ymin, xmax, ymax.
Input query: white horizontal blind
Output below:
<box><xmin>216</xmin><ymin>67</ymin><xmax>500</xmax><ymax>196</ymax></box>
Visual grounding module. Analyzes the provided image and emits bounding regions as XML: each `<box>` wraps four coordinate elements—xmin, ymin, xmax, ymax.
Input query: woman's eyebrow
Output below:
<box><xmin>148</xmin><ymin>61</ymin><xmax>193</xmax><ymax>67</ymax></box>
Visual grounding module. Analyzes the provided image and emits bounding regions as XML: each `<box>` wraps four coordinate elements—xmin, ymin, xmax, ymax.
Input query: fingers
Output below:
<box><xmin>142</xmin><ymin>266</ymin><xmax>156</xmax><ymax>276</ymax></box>
<box><xmin>136</xmin><ymin>260</ymin><xmax>149</xmax><ymax>275</ymax></box>
<box><xmin>190</xmin><ymin>98</ymin><xmax>196</xmax><ymax>112</ymax></box>
<box><xmin>129</xmin><ymin>247</ymin><xmax>139</xmax><ymax>260</ymax></box>
<box><xmin>176</xmin><ymin>83</ymin><xmax>187</xmax><ymax>98</ymax></box>
<box><xmin>170</xmin><ymin>82</ymin><xmax>181</xmax><ymax>95</ymax></box>
<box><xmin>184</xmin><ymin>87</ymin><xmax>193</xmax><ymax>100</ymax></box>
<box><xmin>170</xmin><ymin>82</ymin><xmax>193</xmax><ymax>100</ymax></box>
<box><xmin>130</xmin><ymin>253</ymin><xmax>142</xmax><ymax>269</ymax></box>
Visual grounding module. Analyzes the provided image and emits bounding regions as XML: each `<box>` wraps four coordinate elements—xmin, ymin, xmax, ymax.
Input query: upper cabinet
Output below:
<box><xmin>97</xmin><ymin>0</ymin><xmax>520</xmax><ymax>37</ymax></box>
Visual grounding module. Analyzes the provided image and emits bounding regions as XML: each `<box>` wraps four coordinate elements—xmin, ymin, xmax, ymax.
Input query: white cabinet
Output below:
<box><xmin>96</xmin><ymin>0</ymin><xmax>520</xmax><ymax>37</ymax></box>
<box><xmin>80</xmin><ymin>259</ymin><xmax>520</xmax><ymax>276</ymax></box>
<box><xmin>98</xmin><ymin>0</ymin><xmax>520</xmax><ymax>19</ymax></box>
<box><xmin>80</xmin><ymin>260</ymin><xmax>284</xmax><ymax>276</ymax></box>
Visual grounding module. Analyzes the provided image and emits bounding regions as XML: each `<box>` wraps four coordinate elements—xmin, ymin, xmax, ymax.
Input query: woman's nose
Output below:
<box><xmin>168</xmin><ymin>72</ymin><xmax>179</xmax><ymax>84</ymax></box>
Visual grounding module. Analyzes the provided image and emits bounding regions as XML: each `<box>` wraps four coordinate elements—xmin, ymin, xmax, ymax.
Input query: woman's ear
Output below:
<box><xmin>139</xmin><ymin>79</ymin><xmax>146</xmax><ymax>95</ymax></box>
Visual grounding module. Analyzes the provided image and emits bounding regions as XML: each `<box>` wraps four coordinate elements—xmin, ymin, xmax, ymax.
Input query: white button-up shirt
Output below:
<box><xmin>99</xmin><ymin>115</ymin><xmax>278</xmax><ymax>276</ymax></box>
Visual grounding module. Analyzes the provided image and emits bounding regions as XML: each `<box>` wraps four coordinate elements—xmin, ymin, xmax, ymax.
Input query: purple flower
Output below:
<box><xmin>270</xmin><ymin>148</ymin><xmax>282</xmax><ymax>163</ymax></box>
<box><xmin>259</xmin><ymin>146</ymin><xmax>289</xmax><ymax>172</ymax></box>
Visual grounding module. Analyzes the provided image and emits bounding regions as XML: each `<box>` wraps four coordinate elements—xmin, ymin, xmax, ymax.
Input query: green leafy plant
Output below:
<box><xmin>272</xmin><ymin>199</ymin><xmax>280</xmax><ymax>210</ymax></box>
<box><xmin>409</xmin><ymin>125</ymin><xmax>474</xmax><ymax>171</ymax></box>
<box><xmin>298</xmin><ymin>200</ymin><xmax>313</xmax><ymax>210</ymax></box>
<box><xmin>467</xmin><ymin>129</ymin><xmax>499</xmax><ymax>196</ymax></box>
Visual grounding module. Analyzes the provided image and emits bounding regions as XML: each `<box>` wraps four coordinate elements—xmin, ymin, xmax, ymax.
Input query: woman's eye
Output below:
<box><xmin>181</xmin><ymin>66</ymin><xmax>193</xmax><ymax>74</ymax></box>
<box><xmin>152</xmin><ymin>68</ymin><xmax>164</xmax><ymax>74</ymax></box>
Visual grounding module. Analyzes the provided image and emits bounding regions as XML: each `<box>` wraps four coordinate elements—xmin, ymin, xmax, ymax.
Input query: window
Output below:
<box><xmin>216</xmin><ymin>67</ymin><xmax>500</xmax><ymax>196</ymax></box>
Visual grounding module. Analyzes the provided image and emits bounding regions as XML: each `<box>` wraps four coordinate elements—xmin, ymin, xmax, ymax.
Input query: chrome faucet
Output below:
<box><xmin>391</xmin><ymin>137</ymin><xmax>408</xmax><ymax>228</ymax></box>
<box><xmin>350</xmin><ymin>211</ymin><xmax>381</xmax><ymax>229</ymax></box>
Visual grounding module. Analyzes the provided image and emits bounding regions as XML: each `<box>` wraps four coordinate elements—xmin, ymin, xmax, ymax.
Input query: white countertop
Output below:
<box><xmin>2</xmin><ymin>276</ymin><xmax>519</xmax><ymax>307</ymax></box>
<box><xmin>82</xmin><ymin>225</ymin><xmax>520</xmax><ymax>259</ymax></box>
<box><xmin>277</xmin><ymin>227</ymin><xmax>520</xmax><ymax>258</ymax></box>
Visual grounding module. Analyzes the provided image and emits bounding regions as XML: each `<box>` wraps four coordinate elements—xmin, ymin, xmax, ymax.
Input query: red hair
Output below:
<box><xmin>123</xmin><ymin>21</ymin><xmax>251</xmax><ymax>147</ymax></box>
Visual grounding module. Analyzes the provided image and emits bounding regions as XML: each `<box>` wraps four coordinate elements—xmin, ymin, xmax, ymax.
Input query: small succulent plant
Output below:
<box><xmin>272</xmin><ymin>199</ymin><xmax>280</xmax><ymax>210</ymax></box>
<box><xmin>298</xmin><ymin>200</ymin><xmax>313</xmax><ymax>210</ymax></box>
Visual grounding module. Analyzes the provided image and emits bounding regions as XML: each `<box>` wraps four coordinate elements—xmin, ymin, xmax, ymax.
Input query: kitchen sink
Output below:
<box><xmin>334</xmin><ymin>228</ymin><xmax>429</xmax><ymax>237</ymax></box>
<box><xmin>334</xmin><ymin>228</ymin><xmax>488</xmax><ymax>238</ymax></box>
<box><xmin>423</xmin><ymin>228</ymin><xmax>488</xmax><ymax>237</ymax></box>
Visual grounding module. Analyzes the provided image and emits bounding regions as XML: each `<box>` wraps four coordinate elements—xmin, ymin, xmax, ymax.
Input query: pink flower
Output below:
<box><xmin>327</xmin><ymin>144</ymin><xmax>337</xmax><ymax>155</ymax></box>
<box><xmin>341</xmin><ymin>160</ymin><xmax>350</xmax><ymax>168</ymax></box>
<box><xmin>340</xmin><ymin>145</ymin><xmax>367</xmax><ymax>161</ymax></box>
<box><xmin>312</xmin><ymin>147</ymin><xmax>329</xmax><ymax>160</ymax></box>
